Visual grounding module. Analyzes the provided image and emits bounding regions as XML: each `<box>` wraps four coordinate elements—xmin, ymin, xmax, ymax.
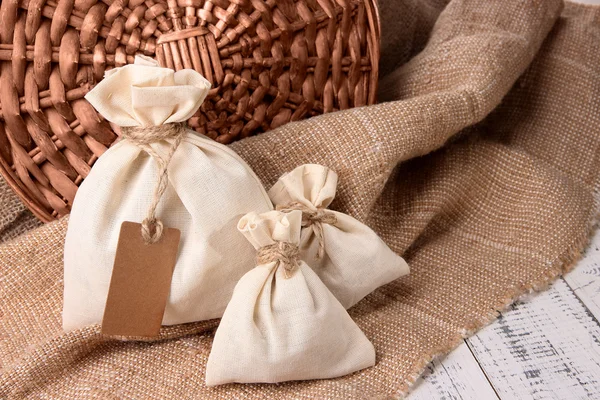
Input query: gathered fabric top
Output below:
<box><xmin>84</xmin><ymin>55</ymin><xmax>211</xmax><ymax>127</ymax></box>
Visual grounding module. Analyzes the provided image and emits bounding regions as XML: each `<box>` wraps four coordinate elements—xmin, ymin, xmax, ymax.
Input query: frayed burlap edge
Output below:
<box><xmin>396</xmin><ymin>181</ymin><xmax>600</xmax><ymax>399</ymax></box>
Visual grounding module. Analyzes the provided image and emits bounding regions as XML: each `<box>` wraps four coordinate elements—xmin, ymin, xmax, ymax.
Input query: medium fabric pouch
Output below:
<box><xmin>62</xmin><ymin>56</ymin><xmax>273</xmax><ymax>332</ymax></box>
<box><xmin>268</xmin><ymin>164</ymin><xmax>409</xmax><ymax>308</ymax></box>
<box><xmin>205</xmin><ymin>210</ymin><xmax>375</xmax><ymax>385</ymax></box>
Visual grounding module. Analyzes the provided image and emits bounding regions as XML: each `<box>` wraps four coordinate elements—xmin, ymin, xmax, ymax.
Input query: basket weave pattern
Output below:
<box><xmin>0</xmin><ymin>0</ymin><xmax>380</xmax><ymax>222</ymax></box>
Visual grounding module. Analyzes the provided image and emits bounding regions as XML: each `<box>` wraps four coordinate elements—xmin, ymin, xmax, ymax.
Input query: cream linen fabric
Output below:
<box><xmin>269</xmin><ymin>165</ymin><xmax>409</xmax><ymax>308</ymax></box>
<box><xmin>84</xmin><ymin>55</ymin><xmax>209</xmax><ymax>127</ymax></box>
<box><xmin>63</xmin><ymin>57</ymin><xmax>273</xmax><ymax>331</ymax></box>
<box><xmin>205</xmin><ymin>210</ymin><xmax>376</xmax><ymax>385</ymax></box>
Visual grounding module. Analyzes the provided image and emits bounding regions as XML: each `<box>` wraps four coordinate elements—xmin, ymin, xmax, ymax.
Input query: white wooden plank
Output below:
<box><xmin>408</xmin><ymin>341</ymin><xmax>499</xmax><ymax>400</ymax></box>
<box><xmin>564</xmin><ymin>228</ymin><xmax>600</xmax><ymax>321</ymax></box>
<box><xmin>466</xmin><ymin>279</ymin><xmax>600</xmax><ymax>400</ymax></box>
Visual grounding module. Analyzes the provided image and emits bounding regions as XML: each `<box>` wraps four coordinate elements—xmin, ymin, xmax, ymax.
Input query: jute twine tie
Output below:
<box><xmin>256</xmin><ymin>241</ymin><xmax>300</xmax><ymax>279</ymax></box>
<box><xmin>276</xmin><ymin>202</ymin><xmax>337</xmax><ymax>259</ymax></box>
<box><xmin>120</xmin><ymin>122</ymin><xmax>186</xmax><ymax>244</ymax></box>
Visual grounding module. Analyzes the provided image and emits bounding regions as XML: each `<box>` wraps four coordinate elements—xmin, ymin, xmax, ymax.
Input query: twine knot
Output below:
<box><xmin>276</xmin><ymin>202</ymin><xmax>337</xmax><ymax>259</ymax></box>
<box><xmin>256</xmin><ymin>241</ymin><xmax>300</xmax><ymax>279</ymax></box>
<box><xmin>120</xmin><ymin>123</ymin><xmax>187</xmax><ymax>244</ymax></box>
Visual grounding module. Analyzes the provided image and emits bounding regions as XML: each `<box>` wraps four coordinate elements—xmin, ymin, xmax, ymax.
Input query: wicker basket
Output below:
<box><xmin>0</xmin><ymin>0</ymin><xmax>380</xmax><ymax>222</ymax></box>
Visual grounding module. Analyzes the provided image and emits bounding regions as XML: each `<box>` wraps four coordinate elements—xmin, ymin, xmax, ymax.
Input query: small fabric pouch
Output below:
<box><xmin>205</xmin><ymin>210</ymin><xmax>375</xmax><ymax>385</ymax></box>
<box><xmin>268</xmin><ymin>164</ymin><xmax>409</xmax><ymax>308</ymax></box>
<box><xmin>63</xmin><ymin>56</ymin><xmax>273</xmax><ymax>332</ymax></box>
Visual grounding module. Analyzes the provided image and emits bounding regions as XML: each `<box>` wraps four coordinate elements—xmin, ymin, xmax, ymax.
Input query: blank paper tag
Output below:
<box><xmin>101</xmin><ymin>221</ymin><xmax>180</xmax><ymax>338</ymax></box>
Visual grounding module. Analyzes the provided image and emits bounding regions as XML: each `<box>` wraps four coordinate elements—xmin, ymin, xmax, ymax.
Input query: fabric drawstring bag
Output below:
<box><xmin>62</xmin><ymin>55</ymin><xmax>273</xmax><ymax>332</ymax></box>
<box><xmin>268</xmin><ymin>164</ymin><xmax>409</xmax><ymax>309</ymax></box>
<box><xmin>205</xmin><ymin>210</ymin><xmax>376</xmax><ymax>385</ymax></box>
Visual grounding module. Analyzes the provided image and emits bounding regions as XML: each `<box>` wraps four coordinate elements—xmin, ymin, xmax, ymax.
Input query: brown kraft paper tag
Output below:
<box><xmin>101</xmin><ymin>221</ymin><xmax>181</xmax><ymax>338</ymax></box>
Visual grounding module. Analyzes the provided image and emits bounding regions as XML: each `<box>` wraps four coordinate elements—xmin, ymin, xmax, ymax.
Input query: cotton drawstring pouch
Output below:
<box><xmin>268</xmin><ymin>164</ymin><xmax>409</xmax><ymax>309</ymax></box>
<box><xmin>205</xmin><ymin>210</ymin><xmax>376</xmax><ymax>385</ymax></box>
<box><xmin>62</xmin><ymin>56</ymin><xmax>273</xmax><ymax>336</ymax></box>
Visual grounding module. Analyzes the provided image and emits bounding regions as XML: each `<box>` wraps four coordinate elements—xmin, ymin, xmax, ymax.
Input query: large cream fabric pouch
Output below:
<box><xmin>62</xmin><ymin>56</ymin><xmax>273</xmax><ymax>331</ymax></box>
<box><xmin>205</xmin><ymin>210</ymin><xmax>375</xmax><ymax>385</ymax></box>
<box><xmin>268</xmin><ymin>164</ymin><xmax>409</xmax><ymax>309</ymax></box>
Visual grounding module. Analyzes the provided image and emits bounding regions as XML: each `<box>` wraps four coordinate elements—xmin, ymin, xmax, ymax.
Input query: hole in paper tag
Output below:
<box><xmin>101</xmin><ymin>221</ymin><xmax>180</xmax><ymax>338</ymax></box>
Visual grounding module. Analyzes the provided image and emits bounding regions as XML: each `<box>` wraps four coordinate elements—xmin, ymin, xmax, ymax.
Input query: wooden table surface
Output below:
<box><xmin>408</xmin><ymin>228</ymin><xmax>600</xmax><ymax>399</ymax></box>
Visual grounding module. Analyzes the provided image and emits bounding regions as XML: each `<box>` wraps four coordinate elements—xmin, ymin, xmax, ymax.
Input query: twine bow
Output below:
<box><xmin>256</xmin><ymin>241</ymin><xmax>300</xmax><ymax>279</ymax></box>
<box><xmin>120</xmin><ymin>122</ymin><xmax>186</xmax><ymax>244</ymax></box>
<box><xmin>276</xmin><ymin>202</ymin><xmax>337</xmax><ymax>259</ymax></box>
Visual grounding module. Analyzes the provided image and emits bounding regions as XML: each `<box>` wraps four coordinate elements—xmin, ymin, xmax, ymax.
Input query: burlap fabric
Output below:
<box><xmin>0</xmin><ymin>178</ymin><xmax>40</xmax><ymax>243</ymax></box>
<box><xmin>2</xmin><ymin>0</ymin><xmax>600</xmax><ymax>398</ymax></box>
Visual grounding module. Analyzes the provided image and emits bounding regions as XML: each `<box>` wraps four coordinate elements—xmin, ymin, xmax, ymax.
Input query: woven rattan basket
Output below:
<box><xmin>0</xmin><ymin>0</ymin><xmax>380</xmax><ymax>222</ymax></box>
